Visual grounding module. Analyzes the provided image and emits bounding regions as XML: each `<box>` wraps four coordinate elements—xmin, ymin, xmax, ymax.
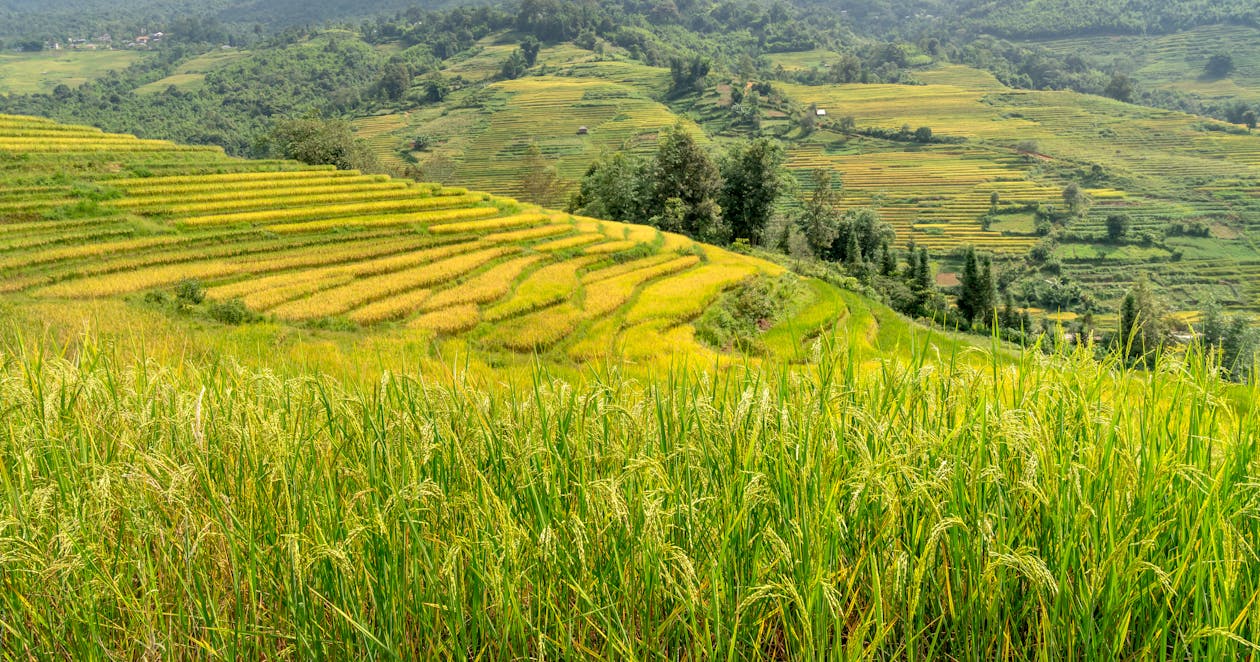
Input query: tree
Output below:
<box><xmin>1104</xmin><ymin>73</ymin><xmax>1134</xmax><ymax>103</ymax></box>
<box><xmin>571</xmin><ymin>151</ymin><xmax>647</xmax><ymax>223</ymax></box>
<box><xmin>422</xmin><ymin>74</ymin><xmax>450</xmax><ymax>103</ymax></box>
<box><xmin>833</xmin><ymin>207</ymin><xmax>894</xmax><ymax>264</ymax></box>
<box><xmin>520</xmin><ymin>142</ymin><xmax>566</xmax><ymax>206</ymax></box>
<box><xmin>1106</xmin><ymin>213</ymin><xmax>1131</xmax><ymax>242</ymax></box>
<box><xmin>668</xmin><ymin>55</ymin><xmax>711</xmax><ymax>94</ymax></box>
<box><xmin>794</xmin><ymin>169</ymin><xmax>841</xmax><ymax>257</ymax></box>
<box><xmin>957</xmin><ymin>246</ymin><xmax>995</xmax><ymax>327</ymax></box>
<box><xmin>268</xmin><ymin>116</ymin><xmax>383</xmax><ymax>173</ymax></box>
<box><xmin>914</xmin><ymin>126</ymin><xmax>933</xmax><ymax>143</ymax></box>
<box><xmin>1243</xmin><ymin>110</ymin><xmax>1258</xmax><ymax>131</ymax></box>
<box><xmin>648</xmin><ymin>123</ymin><xmax>727</xmax><ymax>243</ymax></box>
<box><xmin>1062</xmin><ymin>182</ymin><xmax>1090</xmax><ymax>217</ymax></box>
<box><xmin>501</xmin><ymin>50</ymin><xmax>528</xmax><ymax>80</ymax></box>
<box><xmin>1117</xmin><ymin>277</ymin><xmax>1167</xmax><ymax>365</ymax></box>
<box><xmin>1204</xmin><ymin>53</ymin><xmax>1235</xmax><ymax>80</ymax></box>
<box><xmin>719</xmin><ymin>138</ymin><xmax>788</xmax><ymax>245</ymax></box>
<box><xmin>375</xmin><ymin>62</ymin><xmax>411</xmax><ymax>102</ymax></box>
<box><xmin>520</xmin><ymin>36</ymin><xmax>542</xmax><ymax>67</ymax></box>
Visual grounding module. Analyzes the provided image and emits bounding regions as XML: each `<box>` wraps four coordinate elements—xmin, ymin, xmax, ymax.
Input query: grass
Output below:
<box><xmin>1</xmin><ymin>320</ymin><xmax>1254</xmax><ymax>658</ymax></box>
<box><xmin>0</xmin><ymin>49</ymin><xmax>148</xmax><ymax>94</ymax></box>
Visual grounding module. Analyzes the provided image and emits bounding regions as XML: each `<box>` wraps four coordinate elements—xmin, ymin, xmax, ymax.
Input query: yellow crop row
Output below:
<box><xmin>180</xmin><ymin>193</ymin><xmax>487</xmax><ymax>227</ymax></box>
<box><xmin>0</xmin><ymin>234</ymin><xmax>191</xmax><ymax>271</ymax></box>
<box><xmin>580</xmin><ymin>256</ymin><xmax>700</xmax><ymax>318</ymax></box>
<box><xmin>421</xmin><ymin>255</ymin><xmax>544</xmax><ymax>312</ymax></box>
<box><xmin>624</xmin><ymin>263</ymin><xmax>757</xmax><ymax>325</ymax></box>
<box><xmin>348</xmin><ymin>289</ymin><xmax>434</xmax><ymax>325</ymax></box>
<box><xmin>241</xmin><ymin>271</ymin><xmax>356</xmax><ymax>311</ymax></box>
<box><xmin>35</xmin><ymin>260</ymin><xmax>244</xmax><ymax>298</ymax></box>
<box><xmin>584</xmin><ymin>240</ymin><xmax>640</xmax><ymax>255</ymax></box>
<box><xmin>212</xmin><ymin>241</ymin><xmax>478</xmax><ymax>310</ymax></box>
<box><xmin>487</xmin><ymin>303</ymin><xmax>583</xmax><ymax>351</ymax></box>
<box><xmin>116</xmin><ymin>182</ymin><xmax>410</xmax><ymax>211</ymax></box>
<box><xmin>481</xmin><ymin>224</ymin><xmax>573</xmax><ymax>243</ymax></box>
<box><xmin>409</xmin><ymin>304</ymin><xmax>481</xmax><ymax>334</ymax></box>
<box><xmin>533</xmin><ymin>234</ymin><xmax>605</xmax><ymax>252</ymax></box>
<box><xmin>267</xmin><ymin>206</ymin><xmax>499</xmax><ymax>233</ymax></box>
<box><xmin>231</xmin><ymin>236</ymin><xmax>437</xmax><ymax>278</ymax></box>
<box><xmin>580</xmin><ymin>253</ymin><xmax>677</xmax><ymax>284</ymax></box>
<box><xmin>269</xmin><ymin>247</ymin><xmax>514</xmax><ymax>321</ymax></box>
<box><xmin>428</xmin><ymin>212</ymin><xmax>550</xmax><ymax>235</ymax></box>
<box><xmin>160</xmin><ymin>187</ymin><xmax>427</xmax><ymax>216</ymax></box>
<box><xmin>483</xmin><ymin>256</ymin><xmax>602</xmax><ymax>321</ymax></box>
<box><xmin>113</xmin><ymin>168</ymin><xmax>345</xmax><ymax>190</ymax></box>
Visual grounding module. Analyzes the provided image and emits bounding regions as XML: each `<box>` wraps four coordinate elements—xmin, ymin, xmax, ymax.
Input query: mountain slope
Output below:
<box><xmin>0</xmin><ymin>113</ymin><xmax>891</xmax><ymax>368</ymax></box>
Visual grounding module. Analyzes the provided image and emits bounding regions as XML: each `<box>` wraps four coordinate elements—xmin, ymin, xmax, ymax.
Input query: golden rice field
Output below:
<box><xmin>0</xmin><ymin>114</ymin><xmax>794</xmax><ymax>364</ymax></box>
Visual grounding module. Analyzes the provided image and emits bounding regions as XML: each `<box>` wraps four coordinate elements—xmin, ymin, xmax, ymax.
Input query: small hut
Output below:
<box><xmin>577</xmin><ymin>126</ymin><xmax>589</xmax><ymax>135</ymax></box>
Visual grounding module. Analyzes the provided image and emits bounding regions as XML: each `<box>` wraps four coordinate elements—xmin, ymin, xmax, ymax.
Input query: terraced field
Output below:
<box><xmin>779</xmin><ymin>65</ymin><xmax>1260</xmax><ymax>310</ymax></box>
<box><xmin>373</xmin><ymin>43</ymin><xmax>685</xmax><ymax>203</ymax></box>
<box><xmin>1032</xmin><ymin>25</ymin><xmax>1260</xmax><ymax>108</ymax></box>
<box><xmin>0</xmin><ymin>113</ymin><xmax>804</xmax><ymax>364</ymax></box>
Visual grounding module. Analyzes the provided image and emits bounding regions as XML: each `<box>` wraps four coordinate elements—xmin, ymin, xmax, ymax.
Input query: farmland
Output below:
<box><xmin>0</xmin><ymin>113</ymin><xmax>831</xmax><ymax>366</ymax></box>
<box><xmin>0</xmin><ymin>49</ymin><xmax>147</xmax><ymax>94</ymax></box>
<box><xmin>350</xmin><ymin>38</ymin><xmax>1260</xmax><ymax>316</ymax></box>
<box><xmin>0</xmin><ymin>49</ymin><xmax>1258</xmax><ymax>662</ymax></box>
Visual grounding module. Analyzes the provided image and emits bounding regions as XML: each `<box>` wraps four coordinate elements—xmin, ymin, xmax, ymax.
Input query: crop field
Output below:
<box><xmin>0</xmin><ymin>114</ymin><xmax>791</xmax><ymax>362</ymax></box>
<box><xmin>133</xmin><ymin>48</ymin><xmax>249</xmax><ymax>95</ymax></box>
<box><xmin>0</xmin><ymin>49</ymin><xmax>148</xmax><ymax>94</ymax></box>
<box><xmin>776</xmin><ymin>66</ymin><xmax>1260</xmax><ymax>311</ymax></box>
<box><xmin>1031</xmin><ymin>25</ymin><xmax>1260</xmax><ymax>107</ymax></box>
<box><xmin>370</xmin><ymin>44</ymin><xmax>687</xmax><ymax>204</ymax></box>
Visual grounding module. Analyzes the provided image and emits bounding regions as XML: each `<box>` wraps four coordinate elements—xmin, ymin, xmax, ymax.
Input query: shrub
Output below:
<box><xmin>207</xmin><ymin>299</ymin><xmax>253</xmax><ymax>325</ymax></box>
<box><xmin>175</xmin><ymin>279</ymin><xmax>206</xmax><ymax>305</ymax></box>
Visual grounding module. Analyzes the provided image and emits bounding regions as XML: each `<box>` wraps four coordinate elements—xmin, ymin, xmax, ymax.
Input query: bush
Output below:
<box><xmin>175</xmin><ymin>279</ymin><xmax>206</xmax><ymax>305</ymax></box>
<box><xmin>207</xmin><ymin>299</ymin><xmax>254</xmax><ymax>326</ymax></box>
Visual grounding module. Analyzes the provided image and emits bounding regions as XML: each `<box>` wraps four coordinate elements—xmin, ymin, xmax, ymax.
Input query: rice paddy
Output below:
<box><xmin>0</xmin><ymin>114</ymin><xmax>788</xmax><ymax>360</ymax></box>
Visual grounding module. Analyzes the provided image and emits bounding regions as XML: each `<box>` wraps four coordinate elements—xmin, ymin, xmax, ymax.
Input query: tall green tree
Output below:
<box><xmin>957</xmin><ymin>246</ymin><xmax>996</xmax><ymax>326</ymax></box>
<box><xmin>268</xmin><ymin>115</ymin><xmax>383</xmax><ymax>173</ymax></box>
<box><xmin>794</xmin><ymin>169</ymin><xmax>841</xmax><ymax>257</ymax></box>
<box><xmin>719</xmin><ymin>138</ymin><xmax>788</xmax><ymax>246</ymax></box>
<box><xmin>648</xmin><ymin>123</ymin><xmax>726</xmax><ymax>243</ymax></box>
<box><xmin>1117</xmin><ymin>277</ymin><xmax>1167</xmax><ymax>364</ymax></box>
<box><xmin>570</xmin><ymin>152</ymin><xmax>646</xmax><ymax>223</ymax></box>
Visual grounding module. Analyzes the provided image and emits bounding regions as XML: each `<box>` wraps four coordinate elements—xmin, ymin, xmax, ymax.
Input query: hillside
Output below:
<box><xmin>0</xmin><ymin>117</ymin><xmax>1258</xmax><ymax>660</ymax></box>
<box><xmin>1</xmin><ymin>112</ymin><xmax>948</xmax><ymax>372</ymax></box>
<box><xmin>375</xmin><ymin>40</ymin><xmax>1260</xmax><ymax>320</ymax></box>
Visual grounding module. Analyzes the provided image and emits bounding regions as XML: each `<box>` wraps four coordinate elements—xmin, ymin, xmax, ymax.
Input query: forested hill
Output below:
<box><xmin>0</xmin><ymin>0</ymin><xmax>458</xmax><ymax>38</ymax></box>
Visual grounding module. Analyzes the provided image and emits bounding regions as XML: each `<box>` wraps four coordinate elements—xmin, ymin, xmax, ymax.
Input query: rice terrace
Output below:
<box><xmin>0</xmin><ymin>0</ymin><xmax>1259</xmax><ymax>659</ymax></box>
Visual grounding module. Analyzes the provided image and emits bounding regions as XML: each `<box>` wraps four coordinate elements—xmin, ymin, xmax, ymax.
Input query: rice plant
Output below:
<box><xmin>0</xmin><ymin>329</ymin><xmax>1254</xmax><ymax>659</ymax></box>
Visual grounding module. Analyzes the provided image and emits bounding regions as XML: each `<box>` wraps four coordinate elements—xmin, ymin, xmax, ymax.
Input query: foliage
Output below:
<box><xmin>718</xmin><ymin>138</ymin><xmax>788</xmax><ymax>246</ymax></box>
